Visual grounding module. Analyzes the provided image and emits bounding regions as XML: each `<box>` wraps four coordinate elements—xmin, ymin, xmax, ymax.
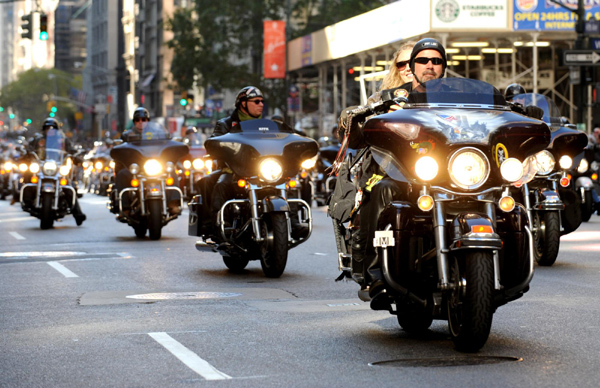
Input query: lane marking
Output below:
<box><xmin>1</xmin><ymin>217</ymin><xmax>35</xmax><ymax>223</ymax></box>
<box><xmin>47</xmin><ymin>261</ymin><xmax>79</xmax><ymax>278</ymax></box>
<box><xmin>148</xmin><ymin>332</ymin><xmax>232</xmax><ymax>381</ymax></box>
<box><xmin>9</xmin><ymin>232</ymin><xmax>25</xmax><ymax>240</ymax></box>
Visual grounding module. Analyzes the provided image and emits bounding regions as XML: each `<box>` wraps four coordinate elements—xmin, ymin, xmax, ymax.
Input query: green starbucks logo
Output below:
<box><xmin>436</xmin><ymin>0</ymin><xmax>459</xmax><ymax>23</ymax></box>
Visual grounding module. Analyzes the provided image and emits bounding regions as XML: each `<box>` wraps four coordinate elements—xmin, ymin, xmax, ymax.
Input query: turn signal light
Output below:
<box><xmin>166</xmin><ymin>177</ymin><xmax>174</xmax><ymax>186</ymax></box>
<box><xmin>592</xmin><ymin>173</ymin><xmax>598</xmax><ymax>181</ymax></box>
<box><xmin>471</xmin><ymin>225</ymin><xmax>493</xmax><ymax>234</ymax></box>
<box><xmin>300</xmin><ymin>171</ymin><xmax>308</xmax><ymax>179</ymax></box>
<box><xmin>417</xmin><ymin>195</ymin><xmax>434</xmax><ymax>211</ymax></box>
<box><xmin>60</xmin><ymin>178</ymin><xmax>67</xmax><ymax>186</ymax></box>
<box><xmin>131</xmin><ymin>179</ymin><xmax>140</xmax><ymax>187</ymax></box>
<box><xmin>560</xmin><ymin>177</ymin><xmax>570</xmax><ymax>187</ymax></box>
<box><xmin>184</xmin><ymin>170</ymin><xmax>191</xmax><ymax>177</ymax></box>
<box><xmin>31</xmin><ymin>176</ymin><xmax>39</xmax><ymax>184</ymax></box>
<box><xmin>237</xmin><ymin>179</ymin><xmax>247</xmax><ymax>188</ymax></box>
<box><xmin>499</xmin><ymin>196</ymin><xmax>515</xmax><ymax>212</ymax></box>
<box><xmin>288</xmin><ymin>179</ymin><xmax>298</xmax><ymax>188</ymax></box>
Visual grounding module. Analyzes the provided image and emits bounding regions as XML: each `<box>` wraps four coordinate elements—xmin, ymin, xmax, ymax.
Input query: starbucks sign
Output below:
<box><xmin>432</xmin><ymin>0</ymin><xmax>508</xmax><ymax>30</ymax></box>
<box><xmin>436</xmin><ymin>0</ymin><xmax>460</xmax><ymax>23</ymax></box>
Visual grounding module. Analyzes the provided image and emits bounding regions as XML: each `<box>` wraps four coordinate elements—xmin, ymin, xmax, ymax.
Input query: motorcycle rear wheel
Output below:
<box><xmin>260</xmin><ymin>213</ymin><xmax>288</xmax><ymax>278</ymax></box>
<box><xmin>40</xmin><ymin>193</ymin><xmax>54</xmax><ymax>230</ymax></box>
<box><xmin>533</xmin><ymin>211</ymin><xmax>560</xmax><ymax>266</ymax></box>
<box><xmin>447</xmin><ymin>251</ymin><xmax>494</xmax><ymax>353</ymax></box>
<box><xmin>581</xmin><ymin>191</ymin><xmax>594</xmax><ymax>222</ymax></box>
<box><xmin>147</xmin><ymin>200</ymin><xmax>163</xmax><ymax>240</ymax></box>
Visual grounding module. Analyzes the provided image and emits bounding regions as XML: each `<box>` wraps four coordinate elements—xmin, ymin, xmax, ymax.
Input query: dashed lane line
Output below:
<box><xmin>8</xmin><ymin>232</ymin><xmax>25</xmax><ymax>240</ymax></box>
<box><xmin>47</xmin><ymin>261</ymin><xmax>79</xmax><ymax>278</ymax></box>
<box><xmin>148</xmin><ymin>332</ymin><xmax>232</xmax><ymax>381</ymax></box>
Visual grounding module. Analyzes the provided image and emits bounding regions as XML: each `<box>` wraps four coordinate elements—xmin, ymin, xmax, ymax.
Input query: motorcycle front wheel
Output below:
<box><xmin>147</xmin><ymin>200</ymin><xmax>163</xmax><ymax>240</ymax></box>
<box><xmin>533</xmin><ymin>211</ymin><xmax>560</xmax><ymax>266</ymax></box>
<box><xmin>447</xmin><ymin>251</ymin><xmax>494</xmax><ymax>352</ymax></box>
<box><xmin>259</xmin><ymin>213</ymin><xmax>288</xmax><ymax>278</ymax></box>
<box><xmin>40</xmin><ymin>193</ymin><xmax>54</xmax><ymax>230</ymax></box>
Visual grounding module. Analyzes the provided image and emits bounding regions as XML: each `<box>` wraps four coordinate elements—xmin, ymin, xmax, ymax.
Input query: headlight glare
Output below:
<box><xmin>42</xmin><ymin>161</ymin><xmax>57</xmax><ymax>175</ymax></box>
<box><xmin>129</xmin><ymin>163</ymin><xmax>140</xmax><ymax>175</ymax></box>
<box><xmin>577</xmin><ymin>158</ymin><xmax>589</xmax><ymax>174</ymax></box>
<box><xmin>192</xmin><ymin>159</ymin><xmax>204</xmax><ymax>170</ymax></box>
<box><xmin>183</xmin><ymin>160</ymin><xmax>192</xmax><ymax>169</ymax></box>
<box><xmin>500</xmin><ymin>158</ymin><xmax>523</xmax><ymax>182</ymax></box>
<box><xmin>30</xmin><ymin>162</ymin><xmax>40</xmax><ymax>174</ymax></box>
<box><xmin>19</xmin><ymin>163</ymin><xmax>29</xmax><ymax>172</ymax></box>
<box><xmin>59</xmin><ymin>165</ymin><xmax>71</xmax><ymax>176</ymax></box>
<box><xmin>259</xmin><ymin>158</ymin><xmax>283</xmax><ymax>182</ymax></box>
<box><xmin>533</xmin><ymin>150</ymin><xmax>555</xmax><ymax>175</ymax></box>
<box><xmin>4</xmin><ymin>162</ymin><xmax>12</xmax><ymax>171</ymax></box>
<box><xmin>144</xmin><ymin>159</ymin><xmax>163</xmax><ymax>176</ymax></box>
<box><xmin>448</xmin><ymin>148</ymin><xmax>489</xmax><ymax>189</ymax></box>
<box><xmin>301</xmin><ymin>155</ymin><xmax>318</xmax><ymax>170</ymax></box>
<box><xmin>95</xmin><ymin>161</ymin><xmax>103</xmax><ymax>170</ymax></box>
<box><xmin>414</xmin><ymin>156</ymin><xmax>438</xmax><ymax>181</ymax></box>
<box><xmin>559</xmin><ymin>155</ymin><xmax>573</xmax><ymax>170</ymax></box>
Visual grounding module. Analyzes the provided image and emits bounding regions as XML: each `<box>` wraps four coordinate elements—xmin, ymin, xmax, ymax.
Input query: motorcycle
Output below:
<box><xmin>178</xmin><ymin>131</ymin><xmax>213</xmax><ymax>201</ymax></box>
<box><xmin>188</xmin><ymin>119</ymin><xmax>319</xmax><ymax>278</ymax></box>
<box><xmin>108</xmin><ymin>122</ymin><xmax>188</xmax><ymax>240</ymax></box>
<box><xmin>507</xmin><ymin>93</ymin><xmax>587</xmax><ymax>266</ymax></box>
<box><xmin>20</xmin><ymin>128</ymin><xmax>81</xmax><ymax>229</ymax></box>
<box><xmin>331</xmin><ymin>78</ymin><xmax>551</xmax><ymax>352</ymax></box>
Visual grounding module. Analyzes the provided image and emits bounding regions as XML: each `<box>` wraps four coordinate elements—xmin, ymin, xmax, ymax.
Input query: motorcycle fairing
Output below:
<box><xmin>532</xmin><ymin>189</ymin><xmax>564</xmax><ymax>211</ymax></box>
<box><xmin>111</xmin><ymin>140</ymin><xmax>189</xmax><ymax>168</ymax></box>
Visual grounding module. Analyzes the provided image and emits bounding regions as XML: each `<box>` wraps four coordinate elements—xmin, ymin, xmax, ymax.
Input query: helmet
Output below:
<box><xmin>409</xmin><ymin>38</ymin><xmax>447</xmax><ymax>78</ymax></box>
<box><xmin>185</xmin><ymin>125</ymin><xmax>197</xmax><ymax>135</ymax></box>
<box><xmin>235</xmin><ymin>86</ymin><xmax>263</xmax><ymax>108</ymax></box>
<box><xmin>504</xmin><ymin>83</ymin><xmax>526</xmax><ymax>101</ymax></box>
<box><xmin>133</xmin><ymin>107</ymin><xmax>150</xmax><ymax>121</ymax></box>
<box><xmin>42</xmin><ymin>117</ymin><xmax>59</xmax><ymax>130</ymax></box>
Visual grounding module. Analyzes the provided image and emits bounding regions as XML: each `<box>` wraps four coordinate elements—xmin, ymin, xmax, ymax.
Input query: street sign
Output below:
<box><xmin>563</xmin><ymin>50</ymin><xmax>600</xmax><ymax>66</ymax></box>
<box><xmin>585</xmin><ymin>20</ymin><xmax>600</xmax><ymax>35</ymax></box>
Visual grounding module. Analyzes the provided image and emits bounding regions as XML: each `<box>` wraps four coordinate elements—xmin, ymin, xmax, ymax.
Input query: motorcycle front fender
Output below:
<box><xmin>533</xmin><ymin>189</ymin><xmax>564</xmax><ymax>211</ymax></box>
<box><xmin>449</xmin><ymin>213</ymin><xmax>502</xmax><ymax>251</ymax></box>
<box><xmin>262</xmin><ymin>196</ymin><xmax>289</xmax><ymax>213</ymax></box>
<box><xmin>576</xmin><ymin>176</ymin><xmax>594</xmax><ymax>189</ymax></box>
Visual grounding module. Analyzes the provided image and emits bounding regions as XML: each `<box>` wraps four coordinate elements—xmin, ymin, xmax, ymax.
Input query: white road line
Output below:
<box><xmin>47</xmin><ymin>261</ymin><xmax>79</xmax><ymax>278</ymax></box>
<box><xmin>0</xmin><ymin>217</ymin><xmax>34</xmax><ymax>223</ymax></box>
<box><xmin>9</xmin><ymin>232</ymin><xmax>25</xmax><ymax>240</ymax></box>
<box><xmin>148</xmin><ymin>332</ymin><xmax>232</xmax><ymax>381</ymax></box>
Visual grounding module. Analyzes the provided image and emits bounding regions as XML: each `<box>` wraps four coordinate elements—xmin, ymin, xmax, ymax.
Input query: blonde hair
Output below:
<box><xmin>379</xmin><ymin>41</ymin><xmax>416</xmax><ymax>91</ymax></box>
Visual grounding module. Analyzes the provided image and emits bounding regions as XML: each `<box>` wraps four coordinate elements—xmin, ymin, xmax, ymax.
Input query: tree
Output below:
<box><xmin>0</xmin><ymin>68</ymin><xmax>81</xmax><ymax>132</ymax></box>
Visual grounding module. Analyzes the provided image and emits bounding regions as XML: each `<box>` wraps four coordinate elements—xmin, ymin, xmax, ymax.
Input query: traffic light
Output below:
<box><xmin>179</xmin><ymin>98</ymin><xmax>187</xmax><ymax>106</ymax></box>
<box><xmin>187</xmin><ymin>94</ymin><xmax>194</xmax><ymax>106</ymax></box>
<box><xmin>21</xmin><ymin>13</ymin><xmax>33</xmax><ymax>40</ymax></box>
<box><xmin>39</xmin><ymin>14</ymin><xmax>48</xmax><ymax>41</ymax></box>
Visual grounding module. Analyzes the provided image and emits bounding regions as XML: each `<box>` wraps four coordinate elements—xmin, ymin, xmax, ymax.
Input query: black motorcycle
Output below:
<box><xmin>507</xmin><ymin>93</ymin><xmax>587</xmax><ymax>266</ymax></box>
<box><xmin>20</xmin><ymin>129</ymin><xmax>81</xmax><ymax>229</ymax></box>
<box><xmin>188</xmin><ymin>119</ymin><xmax>319</xmax><ymax>278</ymax></box>
<box><xmin>108</xmin><ymin>122</ymin><xmax>188</xmax><ymax>240</ymax></box>
<box><xmin>331</xmin><ymin>78</ymin><xmax>551</xmax><ymax>352</ymax></box>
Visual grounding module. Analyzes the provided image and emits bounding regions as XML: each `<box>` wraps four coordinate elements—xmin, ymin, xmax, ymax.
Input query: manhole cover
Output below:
<box><xmin>126</xmin><ymin>292</ymin><xmax>243</xmax><ymax>300</ymax></box>
<box><xmin>370</xmin><ymin>356</ymin><xmax>522</xmax><ymax>368</ymax></box>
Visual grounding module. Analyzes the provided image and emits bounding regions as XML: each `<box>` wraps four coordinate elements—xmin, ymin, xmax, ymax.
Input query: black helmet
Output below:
<box><xmin>185</xmin><ymin>125</ymin><xmax>197</xmax><ymax>135</ymax></box>
<box><xmin>504</xmin><ymin>83</ymin><xmax>526</xmax><ymax>101</ymax></box>
<box><xmin>409</xmin><ymin>38</ymin><xmax>447</xmax><ymax>78</ymax></box>
<box><xmin>235</xmin><ymin>86</ymin><xmax>263</xmax><ymax>109</ymax></box>
<box><xmin>133</xmin><ymin>107</ymin><xmax>150</xmax><ymax>121</ymax></box>
<box><xmin>42</xmin><ymin>117</ymin><xmax>59</xmax><ymax>130</ymax></box>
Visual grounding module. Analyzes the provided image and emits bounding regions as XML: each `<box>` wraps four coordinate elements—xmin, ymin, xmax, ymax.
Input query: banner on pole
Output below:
<box><xmin>264</xmin><ymin>21</ymin><xmax>286</xmax><ymax>79</ymax></box>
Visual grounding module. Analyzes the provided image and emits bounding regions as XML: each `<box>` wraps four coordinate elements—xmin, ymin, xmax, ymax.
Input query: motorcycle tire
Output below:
<box><xmin>40</xmin><ymin>193</ymin><xmax>54</xmax><ymax>230</ymax></box>
<box><xmin>447</xmin><ymin>252</ymin><xmax>494</xmax><ymax>353</ymax></box>
<box><xmin>534</xmin><ymin>211</ymin><xmax>560</xmax><ymax>266</ymax></box>
<box><xmin>260</xmin><ymin>213</ymin><xmax>288</xmax><ymax>278</ymax></box>
<box><xmin>134</xmin><ymin>220</ymin><xmax>147</xmax><ymax>238</ymax></box>
<box><xmin>223</xmin><ymin>256</ymin><xmax>249</xmax><ymax>272</ymax></box>
<box><xmin>147</xmin><ymin>200</ymin><xmax>162</xmax><ymax>240</ymax></box>
<box><xmin>581</xmin><ymin>191</ymin><xmax>594</xmax><ymax>222</ymax></box>
<box><xmin>300</xmin><ymin>182</ymin><xmax>312</xmax><ymax>206</ymax></box>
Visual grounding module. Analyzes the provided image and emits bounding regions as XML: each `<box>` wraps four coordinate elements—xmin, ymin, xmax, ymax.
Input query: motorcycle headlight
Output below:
<box><xmin>415</xmin><ymin>156</ymin><xmax>438</xmax><ymax>181</ymax></box>
<box><xmin>577</xmin><ymin>158</ymin><xmax>589</xmax><ymax>174</ymax></box>
<box><xmin>559</xmin><ymin>155</ymin><xmax>573</xmax><ymax>170</ymax></box>
<box><xmin>19</xmin><ymin>163</ymin><xmax>29</xmax><ymax>173</ymax></box>
<box><xmin>109</xmin><ymin>161</ymin><xmax>115</xmax><ymax>169</ymax></box>
<box><xmin>592</xmin><ymin>161</ymin><xmax>599</xmax><ymax>172</ymax></box>
<box><xmin>259</xmin><ymin>158</ymin><xmax>283</xmax><ymax>182</ymax></box>
<box><xmin>30</xmin><ymin>162</ymin><xmax>41</xmax><ymax>174</ymax></box>
<box><xmin>166</xmin><ymin>161</ymin><xmax>175</xmax><ymax>173</ymax></box>
<box><xmin>82</xmin><ymin>161</ymin><xmax>90</xmax><ymax>169</ymax></box>
<box><xmin>192</xmin><ymin>158</ymin><xmax>204</xmax><ymax>170</ymax></box>
<box><xmin>144</xmin><ymin>159</ymin><xmax>162</xmax><ymax>176</ymax></box>
<box><xmin>301</xmin><ymin>155</ymin><xmax>318</xmax><ymax>170</ymax></box>
<box><xmin>59</xmin><ymin>165</ymin><xmax>71</xmax><ymax>176</ymax></box>
<box><xmin>95</xmin><ymin>161</ymin><xmax>103</xmax><ymax>170</ymax></box>
<box><xmin>500</xmin><ymin>158</ymin><xmax>523</xmax><ymax>182</ymax></box>
<box><xmin>205</xmin><ymin>159</ymin><xmax>213</xmax><ymax>171</ymax></box>
<box><xmin>448</xmin><ymin>148</ymin><xmax>489</xmax><ymax>190</ymax></box>
<box><xmin>183</xmin><ymin>160</ymin><xmax>192</xmax><ymax>169</ymax></box>
<box><xmin>129</xmin><ymin>163</ymin><xmax>140</xmax><ymax>175</ymax></box>
<box><xmin>3</xmin><ymin>162</ymin><xmax>12</xmax><ymax>171</ymax></box>
<box><xmin>42</xmin><ymin>161</ymin><xmax>57</xmax><ymax>175</ymax></box>
<box><xmin>533</xmin><ymin>150</ymin><xmax>555</xmax><ymax>175</ymax></box>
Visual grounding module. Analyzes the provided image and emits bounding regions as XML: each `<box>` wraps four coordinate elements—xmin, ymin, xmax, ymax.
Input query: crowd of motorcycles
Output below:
<box><xmin>2</xmin><ymin>78</ymin><xmax>600</xmax><ymax>352</ymax></box>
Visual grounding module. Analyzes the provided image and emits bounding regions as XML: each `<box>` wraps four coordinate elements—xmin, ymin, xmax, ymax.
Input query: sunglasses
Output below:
<box><xmin>395</xmin><ymin>60</ymin><xmax>409</xmax><ymax>70</ymax></box>
<box><xmin>134</xmin><ymin>118</ymin><xmax>149</xmax><ymax>123</ymax></box>
<box><xmin>414</xmin><ymin>57</ymin><xmax>444</xmax><ymax>65</ymax></box>
<box><xmin>248</xmin><ymin>99</ymin><xmax>264</xmax><ymax>105</ymax></box>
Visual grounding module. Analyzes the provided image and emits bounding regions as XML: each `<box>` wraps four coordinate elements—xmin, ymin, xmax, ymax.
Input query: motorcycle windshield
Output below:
<box><xmin>39</xmin><ymin>128</ymin><xmax>67</xmax><ymax>162</ymax></box>
<box><xmin>128</xmin><ymin>122</ymin><xmax>171</xmax><ymax>142</ymax></box>
<box><xmin>509</xmin><ymin>93</ymin><xmax>562</xmax><ymax>126</ymax></box>
<box><xmin>406</xmin><ymin>78</ymin><xmax>507</xmax><ymax>107</ymax></box>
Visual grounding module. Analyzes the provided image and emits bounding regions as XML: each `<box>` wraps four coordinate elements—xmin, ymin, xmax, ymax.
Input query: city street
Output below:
<box><xmin>1</xmin><ymin>195</ymin><xmax>600</xmax><ymax>387</ymax></box>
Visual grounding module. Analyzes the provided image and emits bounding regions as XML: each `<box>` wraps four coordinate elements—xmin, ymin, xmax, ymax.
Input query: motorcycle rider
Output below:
<box><xmin>115</xmin><ymin>107</ymin><xmax>181</xmax><ymax>218</ymax></box>
<box><xmin>197</xmin><ymin>86</ymin><xmax>307</xmax><ymax>239</ymax></box>
<box><xmin>28</xmin><ymin>118</ymin><xmax>87</xmax><ymax>225</ymax></box>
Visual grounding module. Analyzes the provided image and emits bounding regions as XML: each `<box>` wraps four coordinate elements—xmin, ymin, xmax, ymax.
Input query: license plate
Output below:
<box><xmin>373</xmin><ymin>230</ymin><xmax>395</xmax><ymax>247</ymax></box>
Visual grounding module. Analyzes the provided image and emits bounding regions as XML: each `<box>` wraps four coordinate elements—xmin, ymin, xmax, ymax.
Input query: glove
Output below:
<box><xmin>524</xmin><ymin>105</ymin><xmax>544</xmax><ymax>120</ymax></box>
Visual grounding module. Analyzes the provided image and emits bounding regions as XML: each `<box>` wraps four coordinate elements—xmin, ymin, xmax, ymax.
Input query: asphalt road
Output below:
<box><xmin>1</xmin><ymin>194</ymin><xmax>600</xmax><ymax>387</ymax></box>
